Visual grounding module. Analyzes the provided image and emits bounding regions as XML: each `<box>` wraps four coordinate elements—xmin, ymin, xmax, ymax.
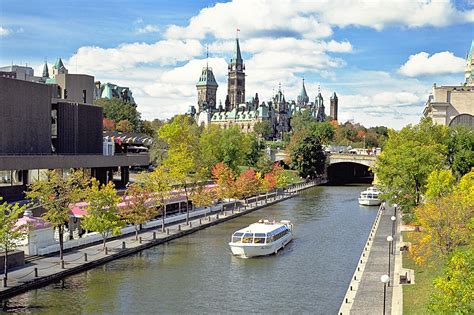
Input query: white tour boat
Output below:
<box><xmin>229</xmin><ymin>219</ymin><xmax>294</xmax><ymax>258</ymax></box>
<box><xmin>358</xmin><ymin>186</ymin><xmax>382</xmax><ymax>206</ymax></box>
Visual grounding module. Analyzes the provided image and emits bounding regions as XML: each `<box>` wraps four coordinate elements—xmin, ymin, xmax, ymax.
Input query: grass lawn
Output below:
<box><xmin>403</xmin><ymin>231</ymin><xmax>445</xmax><ymax>315</ymax></box>
<box><xmin>283</xmin><ymin>169</ymin><xmax>303</xmax><ymax>185</ymax></box>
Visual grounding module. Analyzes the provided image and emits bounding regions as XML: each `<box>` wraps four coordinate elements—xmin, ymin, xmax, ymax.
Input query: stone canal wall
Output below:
<box><xmin>0</xmin><ymin>180</ymin><xmax>320</xmax><ymax>300</ymax></box>
<box><xmin>338</xmin><ymin>203</ymin><xmax>400</xmax><ymax>315</ymax></box>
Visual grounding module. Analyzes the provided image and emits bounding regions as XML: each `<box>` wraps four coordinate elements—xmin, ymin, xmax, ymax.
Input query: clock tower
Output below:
<box><xmin>227</xmin><ymin>37</ymin><xmax>245</xmax><ymax>111</ymax></box>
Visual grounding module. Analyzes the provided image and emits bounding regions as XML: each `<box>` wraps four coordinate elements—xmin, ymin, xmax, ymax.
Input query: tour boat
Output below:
<box><xmin>358</xmin><ymin>186</ymin><xmax>382</xmax><ymax>206</ymax></box>
<box><xmin>229</xmin><ymin>219</ymin><xmax>294</xmax><ymax>258</ymax></box>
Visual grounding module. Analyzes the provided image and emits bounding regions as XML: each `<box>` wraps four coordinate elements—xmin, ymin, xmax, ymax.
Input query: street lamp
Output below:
<box><xmin>386</xmin><ymin>235</ymin><xmax>393</xmax><ymax>283</ymax></box>
<box><xmin>380</xmin><ymin>274</ymin><xmax>390</xmax><ymax>315</ymax></box>
<box><xmin>391</xmin><ymin>216</ymin><xmax>396</xmax><ymax>254</ymax></box>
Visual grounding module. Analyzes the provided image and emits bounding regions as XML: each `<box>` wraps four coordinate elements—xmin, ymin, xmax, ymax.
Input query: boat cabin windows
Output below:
<box><xmin>267</xmin><ymin>226</ymin><xmax>289</xmax><ymax>243</ymax></box>
<box><xmin>242</xmin><ymin>233</ymin><xmax>254</xmax><ymax>243</ymax></box>
<box><xmin>254</xmin><ymin>233</ymin><xmax>266</xmax><ymax>244</ymax></box>
<box><xmin>232</xmin><ymin>232</ymin><xmax>243</xmax><ymax>243</ymax></box>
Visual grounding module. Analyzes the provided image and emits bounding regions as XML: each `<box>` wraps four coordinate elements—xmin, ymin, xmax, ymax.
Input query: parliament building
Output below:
<box><xmin>188</xmin><ymin>38</ymin><xmax>339</xmax><ymax>139</ymax></box>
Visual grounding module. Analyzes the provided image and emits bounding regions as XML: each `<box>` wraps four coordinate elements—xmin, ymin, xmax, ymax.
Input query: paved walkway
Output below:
<box><xmin>0</xmin><ymin>181</ymin><xmax>318</xmax><ymax>300</ymax></box>
<box><xmin>339</xmin><ymin>204</ymin><xmax>400</xmax><ymax>315</ymax></box>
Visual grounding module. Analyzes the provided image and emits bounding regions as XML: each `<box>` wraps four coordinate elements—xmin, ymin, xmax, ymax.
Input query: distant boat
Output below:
<box><xmin>229</xmin><ymin>220</ymin><xmax>294</xmax><ymax>258</ymax></box>
<box><xmin>358</xmin><ymin>187</ymin><xmax>382</xmax><ymax>206</ymax></box>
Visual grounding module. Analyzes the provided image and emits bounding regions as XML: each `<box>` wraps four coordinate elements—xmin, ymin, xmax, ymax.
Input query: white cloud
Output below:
<box><xmin>55</xmin><ymin>0</ymin><xmax>472</xmax><ymax>129</ymax></box>
<box><xmin>136</xmin><ymin>24</ymin><xmax>159</xmax><ymax>34</ymax></box>
<box><xmin>399</xmin><ymin>51</ymin><xmax>465</xmax><ymax>77</ymax></box>
<box><xmin>165</xmin><ymin>0</ymin><xmax>474</xmax><ymax>40</ymax></box>
<box><xmin>0</xmin><ymin>26</ymin><xmax>11</xmax><ymax>37</ymax></box>
<box><xmin>67</xmin><ymin>39</ymin><xmax>203</xmax><ymax>74</ymax></box>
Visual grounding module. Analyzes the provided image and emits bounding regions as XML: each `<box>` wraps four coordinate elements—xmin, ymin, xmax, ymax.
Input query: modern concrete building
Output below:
<box><xmin>0</xmin><ymin>65</ymin><xmax>45</xmax><ymax>83</ymax></box>
<box><xmin>46</xmin><ymin>58</ymin><xmax>95</xmax><ymax>105</ymax></box>
<box><xmin>0</xmin><ymin>77</ymin><xmax>149</xmax><ymax>201</ymax></box>
<box><xmin>423</xmin><ymin>41</ymin><xmax>474</xmax><ymax>128</ymax></box>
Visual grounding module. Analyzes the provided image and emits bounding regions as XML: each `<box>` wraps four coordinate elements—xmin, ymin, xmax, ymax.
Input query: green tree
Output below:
<box><xmin>119</xmin><ymin>183</ymin><xmax>157</xmax><ymax>240</ymax></box>
<box><xmin>428</xmin><ymin>247</ymin><xmax>474</xmax><ymax>314</ymax></box>
<box><xmin>199</xmin><ymin>125</ymin><xmax>223</xmax><ymax>173</ymax></box>
<box><xmin>220</xmin><ymin>126</ymin><xmax>250</xmax><ymax>171</ymax></box>
<box><xmin>286</xmin><ymin>128</ymin><xmax>326</xmax><ymax>179</ymax></box>
<box><xmin>244</xmin><ymin>133</ymin><xmax>264</xmax><ymax>167</ymax></box>
<box><xmin>27</xmin><ymin>169</ymin><xmax>89</xmax><ymax>262</ymax></box>
<box><xmin>411</xmin><ymin>169</ymin><xmax>474</xmax><ymax>264</ymax></box>
<box><xmin>447</xmin><ymin>126</ymin><xmax>474</xmax><ymax>178</ymax></box>
<box><xmin>255</xmin><ymin>153</ymin><xmax>273</xmax><ymax>174</ymax></box>
<box><xmin>82</xmin><ymin>180</ymin><xmax>124</xmax><ymax>249</ymax></box>
<box><xmin>373</xmin><ymin>118</ymin><xmax>449</xmax><ymax>214</ymax></box>
<box><xmin>311</xmin><ymin>121</ymin><xmax>335</xmax><ymax>144</ymax></box>
<box><xmin>0</xmin><ymin>198</ymin><xmax>28</xmax><ymax>284</ymax></box>
<box><xmin>159</xmin><ymin>115</ymin><xmax>203</xmax><ymax>224</ymax></box>
<box><xmin>142</xmin><ymin>167</ymin><xmax>171</xmax><ymax>232</ymax></box>
<box><xmin>95</xmin><ymin>98</ymin><xmax>142</xmax><ymax>132</ymax></box>
<box><xmin>291</xmin><ymin>110</ymin><xmax>315</xmax><ymax>134</ymax></box>
<box><xmin>253</xmin><ymin>121</ymin><xmax>273</xmax><ymax>139</ymax></box>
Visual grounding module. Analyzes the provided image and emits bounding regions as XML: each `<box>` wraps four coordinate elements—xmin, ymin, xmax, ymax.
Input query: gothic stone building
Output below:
<box><xmin>189</xmin><ymin>38</ymin><xmax>338</xmax><ymax>139</ymax></box>
<box><xmin>423</xmin><ymin>40</ymin><xmax>474</xmax><ymax>128</ymax></box>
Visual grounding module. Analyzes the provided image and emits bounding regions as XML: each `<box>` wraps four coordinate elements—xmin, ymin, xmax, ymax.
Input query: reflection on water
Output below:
<box><xmin>3</xmin><ymin>186</ymin><xmax>377</xmax><ymax>314</ymax></box>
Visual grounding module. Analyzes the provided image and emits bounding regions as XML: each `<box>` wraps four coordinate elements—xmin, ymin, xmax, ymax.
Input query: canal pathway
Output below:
<box><xmin>2</xmin><ymin>185</ymin><xmax>378</xmax><ymax>314</ymax></box>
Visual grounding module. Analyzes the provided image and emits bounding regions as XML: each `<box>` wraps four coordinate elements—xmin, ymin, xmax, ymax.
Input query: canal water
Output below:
<box><xmin>3</xmin><ymin>185</ymin><xmax>377</xmax><ymax>314</ymax></box>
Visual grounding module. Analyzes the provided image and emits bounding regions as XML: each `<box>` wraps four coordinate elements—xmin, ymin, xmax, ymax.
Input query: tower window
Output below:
<box><xmin>83</xmin><ymin>89</ymin><xmax>87</xmax><ymax>103</ymax></box>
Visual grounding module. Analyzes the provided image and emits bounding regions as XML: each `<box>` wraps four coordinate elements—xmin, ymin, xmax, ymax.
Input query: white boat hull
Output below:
<box><xmin>358</xmin><ymin>198</ymin><xmax>382</xmax><ymax>206</ymax></box>
<box><xmin>229</xmin><ymin>233</ymin><xmax>292</xmax><ymax>258</ymax></box>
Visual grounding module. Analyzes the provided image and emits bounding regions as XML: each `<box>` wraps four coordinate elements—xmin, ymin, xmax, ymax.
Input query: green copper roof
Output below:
<box><xmin>54</xmin><ymin>58</ymin><xmax>65</xmax><ymax>69</ymax></box>
<box><xmin>231</xmin><ymin>38</ymin><xmax>243</xmax><ymax>65</ymax></box>
<box><xmin>45</xmin><ymin>77</ymin><xmax>56</xmax><ymax>84</ymax></box>
<box><xmin>297</xmin><ymin>79</ymin><xmax>309</xmax><ymax>104</ymax></box>
<box><xmin>196</xmin><ymin>67</ymin><xmax>218</xmax><ymax>87</ymax></box>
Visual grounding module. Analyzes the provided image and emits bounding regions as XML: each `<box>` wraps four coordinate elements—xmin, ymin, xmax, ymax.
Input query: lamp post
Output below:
<box><xmin>380</xmin><ymin>274</ymin><xmax>390</xmax><ymax>315</ymax></box>
<box><xmin>386</xmin><ymin>235</ymin><xmax>393</xmax><ymax>283</ymax></box>
<box><xmin>391</xmin><ymin>216</ymin><xmax>396</xmax><ymax>254</ymax></box>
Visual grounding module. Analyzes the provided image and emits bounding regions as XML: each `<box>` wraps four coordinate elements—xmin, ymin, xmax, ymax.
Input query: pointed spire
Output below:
<box><xmin>297</xmin><ymin>78</ymin><xmax>309</xmax><ymax>105</ymax></box>
<box><xmin>231</xmin><ymin>37</ymin><xmax>243</xmax><ymax>66</ymax></box>
<box><xmin>42</xmin><ymin>58</ymin><xmax>49</xmax><ymax>78</ymax></box>
<box><xmin>206</xmin><ymin>44</ymin><xmax>209</xmax><ymax>69</ymax></box>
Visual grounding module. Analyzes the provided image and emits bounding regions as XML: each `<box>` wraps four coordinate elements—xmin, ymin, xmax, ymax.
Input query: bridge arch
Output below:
<box><xmin>327</xmin><ymin>154</ymin><xmax>376</xmax><ymax>184</ymax></box>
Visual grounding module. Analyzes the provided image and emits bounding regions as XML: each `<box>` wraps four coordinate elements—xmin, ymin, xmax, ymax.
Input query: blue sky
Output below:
<box><xmin>1</xmin><ymin>0</ymin><xmax>473</xmax><ymax>128</ymax></box>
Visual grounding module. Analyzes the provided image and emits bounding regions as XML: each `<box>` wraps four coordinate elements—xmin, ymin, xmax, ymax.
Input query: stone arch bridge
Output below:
<box><xmin>273</xmin><ymin>151</ymin><xmax>377</xmax><ymax>183</ymax></box>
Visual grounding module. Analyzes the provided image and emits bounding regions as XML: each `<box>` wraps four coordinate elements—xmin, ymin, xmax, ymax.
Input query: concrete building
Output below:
<box><xmin>0</xmin><ymin>65</ymin><xmax>46</xmax><ymax>83</ymax></box>
<box><xmin>190</xmin><ymin>38</ymin><xmax>337</xmax><ymax>139</ymax></box>
<box><xmin>423</xmin><ymin>41</ymin><xmax>474</xmax><ymax>128</ymax></box>
<box><xmin>45</xmin><ymin>58</ymin><xmax>95</xmax><ymax>105</ymax></box>
<box><xmin>0</xmin><ymin>76</ymin><xmax>149</xmax><ymax>201</ymax></box>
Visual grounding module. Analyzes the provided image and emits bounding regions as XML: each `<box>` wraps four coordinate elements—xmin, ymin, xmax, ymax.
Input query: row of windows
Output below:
<box><xmin>231</xmin><ymin>228</ymin><xmax>289</xmax><ymax>244</ymax></box>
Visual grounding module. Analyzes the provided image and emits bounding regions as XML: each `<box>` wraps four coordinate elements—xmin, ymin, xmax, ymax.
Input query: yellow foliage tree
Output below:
<box><xmin>411</xmin><ymin>169</ymin><xmax>474</xmax><ymax>264</ymax></box>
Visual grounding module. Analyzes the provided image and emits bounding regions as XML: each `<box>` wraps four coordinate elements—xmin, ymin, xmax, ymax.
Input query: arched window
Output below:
<box><xmin>449</xmin><ymin>114</ymin><xmax>474</xmax><ymax>128</ymax></box>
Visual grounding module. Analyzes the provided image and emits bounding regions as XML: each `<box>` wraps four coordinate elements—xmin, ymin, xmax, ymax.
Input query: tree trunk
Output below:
<box><xmin>3</xmin><ymin>245</ymin><xmax>8</xmax><ymax>282</ymax></box>
<box><xmin>103</xmin><ymin>235</ymin><xmax>106</xmax><ymax>249</ymax></box>
<box><xmin>161</xmin><ymin>204</ymin><xmax>166</xmax><ymax>232</ymax></box>
<box><xmin>135</xmin><ymin>226</ymin><xmax>139</xmax><ymax>240</ymax></box>
<box><xmin>184</xmin><ymin>184</ymin><xmax>190</xmax><ymax>224</ymax></box>
<box><xmin>58</xmin><ymin>225</ymin><xmax>64</xmax><ymax>262</ymax></box>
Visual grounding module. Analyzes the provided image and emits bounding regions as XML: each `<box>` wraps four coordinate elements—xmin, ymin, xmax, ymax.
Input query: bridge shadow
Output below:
<box><xmin>326</xmin><ymin>162</ymin><xmax>374</xmax><ymax>185</ymax></box>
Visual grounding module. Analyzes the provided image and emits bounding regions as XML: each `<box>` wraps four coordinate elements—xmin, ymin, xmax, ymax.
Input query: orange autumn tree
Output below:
<box><xmin>235</xmin><ymin>168</ymin><xmax>261</xmax><ymax>199</ymax></box>
<box><xmin>120</xmin><ymin>183</ymin><xmax>157</xmax><ymax>240</ymax></box>
<box><xmin>212</xmin><ymin>162</ymin><xmax>236</xmax><ymax>201</ymax></box>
